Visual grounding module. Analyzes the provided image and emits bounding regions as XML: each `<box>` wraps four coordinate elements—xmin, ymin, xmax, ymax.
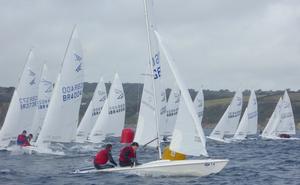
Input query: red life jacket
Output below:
<box><xmin>94</xmin><ymin>149</ymin><xmax>109</xmax><ymax>165</ymax></box>
<box><xmin>22</xmin><ymin>140</ymin><xmax>31</xmax><ymax>147</ymax></box>
<box><xmin>17</xmin><ymin>135</ymin><xmax>26</xmax><ymax>145</ymax></box>
<box><xmin>119</xmin><ymin>146</ymin><xmax>136</xmax><ymax>163</ymax></box>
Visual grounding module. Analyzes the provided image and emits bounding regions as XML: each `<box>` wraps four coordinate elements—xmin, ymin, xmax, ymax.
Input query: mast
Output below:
<box><xmin>143</xmin><ymin>0</ymin><xmax>162</xmax><ymax>159</ymax></box>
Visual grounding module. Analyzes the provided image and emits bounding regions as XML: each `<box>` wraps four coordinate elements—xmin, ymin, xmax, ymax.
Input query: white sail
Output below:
<box><xmin>76</xmin><ymin>78</ymin><xmax>107</xmax><ymax>143</ymax></box>
<box><xmin>161</xmin><ymin>89</ymin><xmax>180</xmax><ymax>137</ymax></box>
<box><xmin>30</xmin><ymin>64</ymin><xmax>53</xmax><ymax>141</ymax></box>
<box><xmin>194</xmin><ymin>89</ymin><xmax>204</xmax><ymax>124</ymax></box>
<box><xmin>155</xmin><ymin>31</ymin><xmax>208</xmax><ymax>157</ymax></box>
<box><xmin>0</xmin><ymin>49</ymin><xmax>42</xmax><ymax>148</ymax></box>
<box><xmin>134</xmin><ymin>0</ymin><xmax>166</xmax><ymax>149</ymax></box>
<box><xmin>261</xmin><ymin>98</ymin><xmax>283</xmax><ymax>138</ymax></box>
<box><xmin>232</xmin><ymin>90</ymin><xmax>257</xmax><ymax>140</ymax></box>
<box><xmin>134</xmin><ymin>66</ymin><xmax>159</xmax><ymax>147</ymax></box>
<box><xmin>232</xmin><ymin>108</ymin><xmax>248</xmax><ymax>140</ymax></box>
<box><xmin>209</xmin><ymin>91</ymin><xmax>243</xmax><ymax>140</ymax></box>
<box><xmin>36</xmin><ymin>26</ymin><xmax>84</xmax><ymax>145</ymax></box>
<box><xmin>246</xmin><ymin>90</ymin><xmax>258</xmax><ymax>135</ymax></box>
<box><xmin>89</xmin><ymin>73</ymin><xmax>125</xmax><ymax>143</ymax></box>
<box><xmin>275</xmin><ymin>91</ymin><xmax>295</xmax><ymax>135</ymax></box>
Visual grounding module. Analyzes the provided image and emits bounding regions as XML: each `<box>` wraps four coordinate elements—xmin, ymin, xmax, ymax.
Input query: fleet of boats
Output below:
<box><xmin>0</xmin><ymin>0</ymin><xmax>298</xmax><ymax>178</ymax></box>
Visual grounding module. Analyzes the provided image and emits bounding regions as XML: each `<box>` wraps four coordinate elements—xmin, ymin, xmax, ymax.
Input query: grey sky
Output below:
<box><xmin>0</xmin><ymin>0</ymin><xmax>299</xmax><ymax>90</ymax></box>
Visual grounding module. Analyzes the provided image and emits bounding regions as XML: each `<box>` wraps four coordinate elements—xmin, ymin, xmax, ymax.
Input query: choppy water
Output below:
<box><xmin>0</xmin><ymin>131</ymin><xmax>299</xmax><ymax>185</ymax></box>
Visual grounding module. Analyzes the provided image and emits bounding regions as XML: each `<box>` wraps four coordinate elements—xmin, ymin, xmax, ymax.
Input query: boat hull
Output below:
<box><xmin>206</xmin><ymin>136</ymin><xmax>231</xmax><ymax>143</ymax></box>
<box><xmin>74</xmin><ymin>159</ymin><xmax>229</xmax><ymax>177</ymax></box>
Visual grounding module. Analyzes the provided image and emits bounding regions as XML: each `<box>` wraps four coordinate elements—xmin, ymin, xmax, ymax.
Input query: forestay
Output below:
<box><xmin>36</xmin><ymin>26</ymin><xmax>84</xmax><ymax>145</ymax></box>
<box><xmin>76</xmin><ymin>77</ymin><xmax>107</xmax><ymax>143</ymax></box>
<box><xmin>89</xmin><ymin>73</ymin><xmax>125</xmax><ymax>143</ymax></box>
<box><xmin>30</xmin><ymin>64</ymin><xmax>53</xmax><ymax>141</ymax></box>
<box><xmin>0</xmin><ymin>49</ymin><xmax>42</xmax><ymax>148</ymax></box>
<box><xmin>155</xmin><ymin>31</ymin><xmax>208</xmax><ymax>157</ymax></box>
<box><xmin>209</xmin><ymin>91</ymin><xmax>243</xmax><ymax>140</ymax></box>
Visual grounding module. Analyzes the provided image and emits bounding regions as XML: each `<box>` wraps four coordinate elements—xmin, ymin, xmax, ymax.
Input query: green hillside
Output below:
<box><xmin>0</xmin><ymin>84</ymin><xmax>299</xmax><ymax>130</ymax></box>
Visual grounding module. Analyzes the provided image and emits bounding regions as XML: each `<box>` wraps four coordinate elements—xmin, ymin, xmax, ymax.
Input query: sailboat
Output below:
<box><xmin>232</xmin><ymin>90</ymin><xmax>257</xmax><ymax>140</ymax></box>
<box><xmin>262</xmin><ymin>91</ymin><xmax>297</xmax><ymax>140</ymax></box>
<box><xmin>0</xmin><ymin>49</ymin><xmax>42</xmax><ymax>149</ymax></box>
<box><xmin>75</xmin><ymin>0</ymin><xmax>228</xmax><ymax>176</ymax></box>
<box><xmin>76</xmin><ymin>77</ymin><xmax>107</xmax><ymax>143</ymax></box>
<box><xmin>26</xmin><ymin>26</ymin><xmax>84</xmax><ymax>154</ymax></box>
<box><xmin>88</xmin><ymin>73</ymin><xmax>125</xmax><ymax>143</ymax></box>
<box><xmin>160</xmin><ymin>89</ymin><xmax>203</xmax><ymax>141</ymax></box>
<box><xmin>30</xmin><ymin>64</ymin><xmax>53</xmax><ymax>141</ymax></box>
<box><xmin>160</xmin><ymin>89</ymin><xmax>180</xmax><ymax>138</ymax></box>
<box><xmin>207</xmin><ymin>91</ymin><xmax>243</xmax><ymax>143</ymax></box>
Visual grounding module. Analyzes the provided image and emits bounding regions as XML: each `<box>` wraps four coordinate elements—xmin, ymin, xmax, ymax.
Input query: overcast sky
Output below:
<box><xmin>0</xmin><ymin>0</ymin><xmax>299</xmax><ymax>90</ymax></box>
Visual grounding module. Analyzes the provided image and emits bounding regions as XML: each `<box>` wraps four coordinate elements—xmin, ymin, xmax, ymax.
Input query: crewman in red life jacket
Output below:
<box><xmin>94</xmin><ymin>144</ymin><xmax>117</xmax><ymax>169</ymax></box>
<box><xmin>17</xmin><ymin>130</ymin><xmax>27</xmax><ymax>145</ymax></box>
<box><xmin>119</xmin><ymin>142</ymin><xmax>140</xmax><ymax>167</ymax></box>
<box><xmin>22</xmin><ymin>134</ymin><xmax>33</xmax><ymax>147</ymax></box>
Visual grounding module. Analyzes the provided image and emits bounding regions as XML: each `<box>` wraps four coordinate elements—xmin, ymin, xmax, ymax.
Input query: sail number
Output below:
<box><xmin>62</xmin><ymin>83</ymin><xmax>83</xmax><ymax>102</ymax></box>
<box><xmin>152</xmin><ymin>53</ymin><xmax>161</xmax><ymax>79</ymax></box>
<box><xmin>19</xmin><ymin>96</ymin><xmax>38</xmax><ymax>110</ymax></box>
<box><xmin>204</xmin><ymin>162</ymin><xmax>216</xmax><ymax>167</ymax></box>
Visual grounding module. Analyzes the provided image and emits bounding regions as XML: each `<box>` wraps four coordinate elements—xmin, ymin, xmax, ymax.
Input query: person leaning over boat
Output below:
<box><xmin>94</xmin><ymin>144</ymin><xmax>117</xmax><ymax>169</ymax></box>
<box><xmin>22</xmin><ymin>134</ymin><xmax>33</xmax><ymax>147</ymax></box>
<box><xmin>119</xmin><ymin>142</ymin><xmax>140</xmax><ymax>167</ymax></box>
<box><xmin>16</xmin><ymin>130</ymin><xmax>27</xmax><ymax>145</ymax></box>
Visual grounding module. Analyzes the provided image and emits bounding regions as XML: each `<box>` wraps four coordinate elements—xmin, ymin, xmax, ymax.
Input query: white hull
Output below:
<box><xmin>206</xmin><ymin>136</ymin><xmax>230</xmax><ymax>143</ymax></box>
<box><xmin>21</xmin><ymin>145</ymin><xmax>65</xmax><ymax>156</ymax></box>
<box><xmin>261</xmin><ymin>136</ymin><xmax>300</xmax><ymax>140</ymax></box>
<box><xmin>74</xmin><ymin>159</ymin><xmax>229</xmax><ymax>177</ymax></box>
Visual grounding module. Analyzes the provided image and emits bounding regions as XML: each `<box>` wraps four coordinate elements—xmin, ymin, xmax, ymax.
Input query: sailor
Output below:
<box><xmin>94</xmin><ymin>144</ymin><xmax>117</xmax><ymax>169</ymax></box>
<box><xmin>16</xmin><ymin>130</ymin><xmax>27</xmax><ymax>145</ymax></box>
<box><xmin>22</xmin><ymin>134</ymin><xmax>33</xmax><ymax>147</ymax></box>
<box><xmin>119</xmin><ymin>142</ymin><xmax>140</xmax><ymax>167</ymax></box>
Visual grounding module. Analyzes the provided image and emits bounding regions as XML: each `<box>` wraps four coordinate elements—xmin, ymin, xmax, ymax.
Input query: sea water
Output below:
<box><xmin>0</xmin><ymin>130</ymin><xmax>299</xmax><ymax>185</ymax></box>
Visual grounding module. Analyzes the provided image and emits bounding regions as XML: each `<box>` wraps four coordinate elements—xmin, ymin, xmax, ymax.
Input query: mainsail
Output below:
<box><xmin>275</xmin><ymin>91</ymin><xmax>295</xmax><ymax>135</ymax></box>
<box><xmin>89</xmin><ymin>73</ymin><xmax>125</xmax><ymax>143</ymax></box>
<box><xmin>0</xmin><ymin>49</ymin><xmax>42</xmax><ymax>148</ymax></box>
<box><xmin>208</xmin><ymin>91</ymin><xmax>243</xmax><ymax>140</ymax></box>
<box><xmin>262</xmin><ymin>98</ymin><xmax>283</xmax><ymax>138</ymax></box>
<box><xmin>160</xmin><ymin>89</ymin><xmax>180</xmax><ymax>137</ymax></box>
<box><xmin>36</xmin><ymin>26</ymin><xmax>84</xmax><ymax>146</ymax></box>
<box><xmin>30</xmin><ymin>64</ymin><xmax>53</xmax><ymax>141</ymax></box>
<box><xmin>194</xmin><ymin>89</ymin><xmax>204</xmax><ymax>124</ymax></box>
<box><xmin>134</xmin><ymin>0</ymin><xmax>166</xmax><ymax>149</ymax></box>
<box><xmin>76</xmin><ymin>78</ymin><xmax>107</xmax><ymax>143</ymax></box>
<box><xmin>233</xmin><ymin>90</ymin><xmax>257</xmax><ymax>140</ymax></box>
